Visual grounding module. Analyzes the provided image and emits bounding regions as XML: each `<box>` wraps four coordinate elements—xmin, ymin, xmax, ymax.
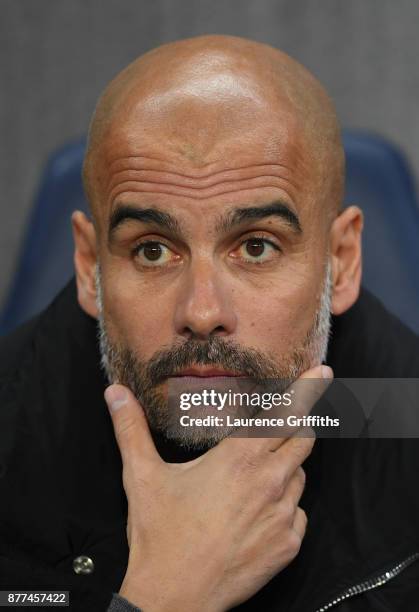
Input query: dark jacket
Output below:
<box><xmin>0</xmin><ymin>279</ymin><xmax>419</xmax><ymax>611</ymax></box>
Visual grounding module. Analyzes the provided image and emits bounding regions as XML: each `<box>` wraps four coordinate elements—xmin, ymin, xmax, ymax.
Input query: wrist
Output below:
<box><xmin>119</xmin><ymin>566</ymin><xmax>221</xmax><ymax>612</ymax></box>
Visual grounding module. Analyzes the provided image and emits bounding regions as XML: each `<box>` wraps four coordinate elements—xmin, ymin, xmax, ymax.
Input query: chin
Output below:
<box><xmin>162</xmin><ymin>425</ymin><xmax>234</xmax><ymax>451</ymax></box>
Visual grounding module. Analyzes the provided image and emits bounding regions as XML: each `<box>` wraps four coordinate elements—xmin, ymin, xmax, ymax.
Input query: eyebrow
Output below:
<box><xmin>215</xmin><ymin>202</ymin><xmax>302</xmax><ymax>234</ymax></box>
<box><xmin>109</xmin><ymin>205</ymin><xmax>182</xmax><ymax>238</ymax></box>
<box><xmin>108</xmin><ymin>200</ymin><xmax>302</xmax><ymax>241</ymax></box>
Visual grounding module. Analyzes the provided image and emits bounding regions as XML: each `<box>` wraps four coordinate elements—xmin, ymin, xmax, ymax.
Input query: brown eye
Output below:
<box><xmin>233</xmin><ymin>237</ymin><xmax>281</xmax><ymax>264</ymax></box>
<box><xmin>133</xmin><ymin>240</ymin><xmax>180</xmax><ymax>268</ymax></box>
<box><xmin>245</xmin><ymin>239</ymin><xmax>265</xmax><ymax>257</ymax></box>
<box><xmin>143</xmin><ymin>242</ymin><xmax>162</xmax><ymax>261</ymax></box>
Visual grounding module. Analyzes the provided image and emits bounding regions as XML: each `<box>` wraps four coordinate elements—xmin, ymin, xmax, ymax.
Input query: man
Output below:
<box><xmin>1</xmin><ymin>35</ymin><xmax>419</xmax><ymax>611</ymax></box>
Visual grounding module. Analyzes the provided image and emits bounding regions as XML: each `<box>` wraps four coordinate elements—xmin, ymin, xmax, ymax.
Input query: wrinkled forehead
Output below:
<box><xmin>93</xmin><ymin>108</ymin><xmax>312</xmax><ymax>237</ymax></box>
<box><xmin>85</xmin><ymin>56</ymin><xmax>342</xmax><ymax>229</ymax></box>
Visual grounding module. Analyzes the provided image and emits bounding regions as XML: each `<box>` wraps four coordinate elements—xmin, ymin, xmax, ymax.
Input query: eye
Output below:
<box><xmin>233</xmin><ymin>237</ymin><xmax>281</xmax><ymax>264</ymax></box>
<box><xmin>133</xmin><ymin>240</ymin><xmax>179</xmax><ymax>267</ymax></box>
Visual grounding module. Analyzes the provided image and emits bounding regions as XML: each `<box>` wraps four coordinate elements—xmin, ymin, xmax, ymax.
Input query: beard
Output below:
<box><xmin>96</xmin><ymin>263</ymin><xmax>332</xmax><ymax>451</ymax></box>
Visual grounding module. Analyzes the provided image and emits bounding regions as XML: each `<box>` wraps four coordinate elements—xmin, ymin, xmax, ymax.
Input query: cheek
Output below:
<box><xmin>102</xmin><ymin>274</ymin><xmax>176</xmax><ymax>359</ymax></box>
<box><xmin>236</xmin><ymin>279</ymin><xmax>319</xmax><ymax>354</ymax></box>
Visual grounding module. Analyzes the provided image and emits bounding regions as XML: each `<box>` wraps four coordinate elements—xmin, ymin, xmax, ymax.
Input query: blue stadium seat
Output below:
<box><xmin>1</xmin><ymin>131</ymin><xmax>418</xmax><ymax>335</ymax></box>
<box><xmin>0</xmin><ymin>140</ymin><xmax>88</xmax><ymax>336</ymax></box>
<box><xmin>343</xmin><ymin>131</ymin><xmax>419</xmax><ymax>333</ymax></box>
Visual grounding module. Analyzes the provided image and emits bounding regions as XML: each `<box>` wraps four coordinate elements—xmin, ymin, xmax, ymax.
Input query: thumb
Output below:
<box><xmin>287</xmin><ymin>364</ymin><xmax>334</xmax><ymax>420</ymax></box>
<box><xmin>299</xmin><ymin>364</ymin><xmax>334</xmax><ymax>381</ymax></box>
<box><xmin>104</xmin><ymin>384</ymin><xmax>160</xmax><ymax>469</ymax></box>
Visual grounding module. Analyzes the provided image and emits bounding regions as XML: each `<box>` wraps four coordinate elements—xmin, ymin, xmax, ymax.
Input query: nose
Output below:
<box><xmin>174</xmin><ymin>260</ymin><xmax>237</xmax><ymax>340</ymax></box>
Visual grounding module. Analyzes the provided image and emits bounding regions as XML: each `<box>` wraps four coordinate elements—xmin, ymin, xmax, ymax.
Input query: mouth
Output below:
<box><xmin>170</xmin><ymin>367</ymin><xmax>245</xmax><ymax>378</ymax></box>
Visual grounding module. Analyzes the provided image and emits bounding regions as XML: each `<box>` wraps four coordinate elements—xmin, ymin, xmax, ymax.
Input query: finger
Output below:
<box><xmin>261</xmin><ymin>364</ymin><xmax>332</xmax><ymax>451</ymax></box>
<box><xmin>260</xmin><ymin>437</ymin><xmax>312</xmax><ymax>506</ymax></box>
<box><xmin>104</xmin><ymin>384</ymin><xmax>161</xmax><ymax>469</ymax></box>
<box><xmin>224</xmin><ymin>364</ymin><xmax>332</xmax><ymax>455</ymax></box>
<box><xmin>286</xmin><ymin>364</ymin><xmax>334</xmax><ymax>421</ymax></box>
<box><xmin>279</xmin><ymin>467</ymin><xmax>306</xmax><ymax>508</ymax></box>
<box><xmin>291</xmin><ymin>507</ymin><xmax>307</xmax><ymax>540</ymax></box>
<box><xmin>270</xmin><ymin>431</ymin><xmax>315</xmax><ymax>487</ymax></box>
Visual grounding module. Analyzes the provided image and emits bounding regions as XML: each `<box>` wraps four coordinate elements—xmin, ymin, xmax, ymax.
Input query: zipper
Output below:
<box><xmin>315</xmin><ymin>551</ymin><xmax>419</xmax><ymax>611</ymax></box>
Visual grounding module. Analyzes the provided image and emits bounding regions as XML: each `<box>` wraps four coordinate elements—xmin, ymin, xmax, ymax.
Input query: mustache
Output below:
<box><xmin>145</xmin><ymin>336</ymin><xmax>283</xmax><ymax>386</ymax></box>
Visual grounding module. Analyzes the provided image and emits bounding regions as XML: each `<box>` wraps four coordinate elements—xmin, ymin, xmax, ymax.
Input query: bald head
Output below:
<box><xmin>83</xmin><ymin>35</ymin><xmax>344</xmax><ymax>221</ymax></box>
<box><xmin>74</xmin><ymin>36</ymin><xmax>363</xmax><ymax>414</ymax></box>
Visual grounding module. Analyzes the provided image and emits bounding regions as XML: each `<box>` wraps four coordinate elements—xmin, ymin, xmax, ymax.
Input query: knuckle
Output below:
<box><xmin>263</xmin><ymin>472</ymin><xmax>286</xmax><ymax>500</ymax></box>
<box><xmin>298</xmin><ymin>507</ymin><xmax>308</xmax><ymax>528</ymax></box>
<box><xmin>295</xmin><ymin>507</ymin><xmax>308</xmax><ymax>537</ymax></box>
<box><xmin>278</xmin><ymin>498</ymin><xmax>296</xmax><ymax>521</ymax></box>
<box><xmin>289</xmin><ymin>436</ymin><xmax>314</xmax><ymax>461</ymax></box>
<box><xmin>287</xmin><ymin>530</ymin><xmax>303</xmax><ymax>557</ymax></box>
<box><xmin>296</xmin><ymin>467</ymin><xmax>306</xmax><ymax>487</ymax></box>
<box><xmin>303</xmin><ymin>430</ymin><xmax>316</xmax><ymax>449</ymax></box>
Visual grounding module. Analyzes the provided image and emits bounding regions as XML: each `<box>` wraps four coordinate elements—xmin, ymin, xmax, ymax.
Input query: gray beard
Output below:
<box><xmin>95</xmin><ymin>262</ymin><xmax>332</xmax><ymax>450</ymax></box>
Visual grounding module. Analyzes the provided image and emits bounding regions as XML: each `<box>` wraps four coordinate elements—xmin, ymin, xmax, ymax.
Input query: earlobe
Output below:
<box><xmin>72</xmin><ymin>210</ymin><xmax>99</xmax><ymax>319</ymax></box>
<box><xmin>330</xmin><ymin>205</ymin><xmax>363</xmax><ymax>316</ymax></box>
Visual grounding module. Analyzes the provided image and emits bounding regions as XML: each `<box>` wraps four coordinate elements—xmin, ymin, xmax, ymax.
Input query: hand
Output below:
<box><xmin>105</xmin><ymin>364</ymin><xmax>333</xmax><ymax>612</ymax></box>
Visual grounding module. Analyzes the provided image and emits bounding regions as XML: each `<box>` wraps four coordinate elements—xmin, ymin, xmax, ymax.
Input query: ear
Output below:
<box><xmin>72</xmin><ymin>210</ymin><xmax>98</xmax><ymax>319</ymax></box>
<box><xmin>329</xmin><ymin>205</ymin><xmax>363</xmax><ymax>315</ymax></box>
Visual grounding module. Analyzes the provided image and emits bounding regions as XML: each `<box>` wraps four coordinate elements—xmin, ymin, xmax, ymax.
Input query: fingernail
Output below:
<box><xmin>104</xmin><ymin>385</ymin><xmax>128</xmax><ymax>412</ymax></box>
<box><xmin>321</xmin><ymin>365</ymin><xmax>334</xmax><ymax>379</ymax></box>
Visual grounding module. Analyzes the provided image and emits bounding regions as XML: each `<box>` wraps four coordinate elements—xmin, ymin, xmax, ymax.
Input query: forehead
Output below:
<box><xmin>104</xmin><ymin>68</ymin><xmax>309</xmax><ymax>162</ymax></box>
<box><xmin>91</xmin><ymin>86</ymin><xmax>319</xmax><ymax>230</ymax></box>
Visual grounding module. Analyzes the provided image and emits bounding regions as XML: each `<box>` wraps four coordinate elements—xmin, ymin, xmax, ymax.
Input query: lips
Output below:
<box><xmin>171</xmin><ymin>367</ymin><xmax>243</xmax><ymax>377</ymax></box>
